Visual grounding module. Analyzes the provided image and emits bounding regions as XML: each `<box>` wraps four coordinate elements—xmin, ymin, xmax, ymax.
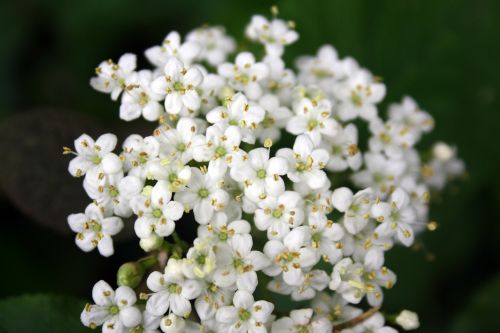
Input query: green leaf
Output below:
<box><xmin>0</xmin><ymin>294</ymin><xmax>91</xmax><ymax>333</ymax></box>
<box><xmin>449</xmin><ymin>275</ymin><xmax>500</xmax><ymax>333</ymax></box>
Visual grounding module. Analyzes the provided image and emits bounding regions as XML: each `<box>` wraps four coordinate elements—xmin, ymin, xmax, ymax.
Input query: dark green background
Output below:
<box><xmin>0</xmin><ymin>0</ymin><xmax>499</xmax><ymax>332</ymax></box>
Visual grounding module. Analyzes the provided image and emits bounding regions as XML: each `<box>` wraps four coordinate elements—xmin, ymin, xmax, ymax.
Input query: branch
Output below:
<box><xmin>332</xmin><ymin>306</ymin><xmax>381</xmax><ymax>332</ymax></box>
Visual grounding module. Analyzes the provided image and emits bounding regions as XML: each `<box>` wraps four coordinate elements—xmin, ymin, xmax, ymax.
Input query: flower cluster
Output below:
<box><xmin>66</xmin><ymin>10</ymin><xmax>464</xmax><ymax>333</ymax></box>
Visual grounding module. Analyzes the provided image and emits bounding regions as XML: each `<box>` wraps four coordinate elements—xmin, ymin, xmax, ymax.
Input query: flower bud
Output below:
<box><xmin>139</xmin><ymin>234</ymin><xmax>163</xmax><ymax>252</ymax></box>
<box><xmin>396</xmin><ymin>310</ymin><xmax>420</xmax><ymax>330</ymax></box>
<box><xmin>432</xmin><ymin>142</ymin><xmax>453</xmax><ymax>161</ymax></box>
<box><xmin>117</xmin><ymin>262</ymin><xmax>144</xmax><ymax>288</ymax></box>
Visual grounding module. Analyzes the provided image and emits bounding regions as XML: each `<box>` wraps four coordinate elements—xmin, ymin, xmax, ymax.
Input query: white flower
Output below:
<box><xmin>147</xmin><ymin>159</ymin><xmax>192</xmax><ymax>193</ymax></box>
<box><xmin>90</xmin><ymin>53</ymin><xmax>137</xmax><ymax>100</ymax></box>
<box><xmin>329</xmin><ymin>258</ymin><xmax>396</xmax><ymax>306</ymax></box>
<box><xmin>254</xmin><ymin>191</ymin><xmax>304</xmax><ymax>240</ymax></box>
<box><xmin>192</xmin><ymin>125</ymin><xmax>246</xmax><ymax>178</ymax></box>
<box><xmin>131</xmin><ymin>182</ymin><xmax>184</xmax><ymax>239</ymax></box>
<box><xmin>151</xmin><ymin>57</ymin><xmax>204</xmax><ymax>115</ymax></box>
<box><xmin>175</xmin><ymin>167</ymin><xmax>229</xmax><ymax>224</ymax></box>
<box><xmin>120</xmin><ymin>70</ymin><xmax>165</xmax><ymax>121</ymax></box>
<box><xmin>121</xmin><ymin>134</ymin><xmax>160</xmax><ymax>178</ymax></box>
<box><xmin>194</xmin><ymin>277</ymin><xmax>234</xmax><ymax>321</ymax></box>
<box><xmin>293</xmin><ymin>181</ymin><xmax>333</xmax><ymax>215</ymax></box>
<box><xmin>255</xmin><ymin>94</ymin><xmax>293</xmax><ymax>144</ymax></box>
<box><xmin>245</xmin><ymin>15</ymin><xmax>298</xmax><ymax>57</ymax></box>
<box><xmin>186</xmin><ymin>26</ymin><xmax>236</xmax><ymax>66</ymax></box>
<box><xmin>146</xmin><ymin>259</ymin><xmax>203</xmax><ymax>317</ymax></box>
<box><xmin>395</xmin><ymin>310</ymin><xmax>420</xmax><ymax>331</ymax></box>
<box><xmin>155</xmin><ymin>117</ymin><xmax>205</xmax><ymax>164</ymax></box>
<box><xmin>218</xmin><ymin>52</ymin><xmax>269</xmax><ymax>100</ymax></box>
<box><xmin>216</xmin><ymin>290</ymin><xmax>274</xmax><ymax>333</ymax></box>
<box><xmin>230</xmin><ymin>147</ymin><xmax>288</xmax><ymax>202</ymax></box>
<box><xmin>333</xmin><ymin>69</ymin><xmax>386</xmax><ymax>121</ymax></box>
<box><xmin>287</xmin><ymin>97</ymin><xmax>339</xmax><ymax>146</ymax></box>
<box><xmin>184</xmin><ymin>237</ymin><xmax>218</xmax><ymax>278</ymax></box>
<box><xmin>68</xmin><ymin>203</ymin><xmax>123</xmax><ymax>257</ymax></box>
<box><xmin>271</xmin><ymin>308</ymin><xmax>332</xmax><ymax>333</ymax></box>
<box><xmin>263</xmin><ymin>229</ymin><xmax>318</xmax><ymax>286</ymax></box>
<box><xmin>68</xmin><ymin>133</ymin><xmax>121</xmax><ymax>178</ymax></box>
<box><xmin>145</xmin><ymin>31</ymin><xmax>201</xmax><ymax>68</ymax></box>
<box><xmin>267</xmin><ymin>269</ymin><xmax>329</xmax><ymax>301</ymax></box>
<box><xmin>261</xmin><ymin>56</ymin><xmax>296</xmax><ymax>103</ymax></box>
<box><xmin>207</xmin><ymin>92</ymin><xmax>265</xmax><ymax>143</ymax></box>
<box><xmin>131</xmin><ymin>310</ymin><xmax>162</xmax><ymax>333</ymax></box>
<box><xmin>311</xmin><ymin>293</ymin><xmax>363</xmax><ymax>325</ymax></box>
<box><xmin>388</xmin><ymin>96</ymin><xmax>434</xmax><ymax>140</ymax></box>
<box><xmin>277</xmin><ymin>135</ymin><xmax>329</xmax><ymax>189</ymax></box>
<box><xmin>370</xmin><ymin>188</ymin><xmax>417</xmax><ymax>247</ymax></box>
<box><xmin>197</xmin><ymin>215</ymin><xmax>251</xmax><ymax>244</ymax></box>
<box><xmin>81</xmin><ymin>280</ymin><xmax>141</xmax><ymax>331</ymax></box>
<box><xmin>296</xmin><ymin>45</ymin><xmax>345</xmax><ymax>89</ymax></box>
<box><xmin>352</xmin><ymin>152</ymin><xmax>406</xmax><ymax>196</ymax></box>
<box><xmin>305</xmin><ymin>212</ymin><xmax>345</xmax><ymax>264</ymax></box>
<box><xmin>321</xmin><ymin>124</ymin><xmax>362</xmax><ymax>172</ymax></box>
<box><xmin>212</xmin><ymin>234</ymin><xmax>270</xmax><ymax>293</ymax></box>
<box><xmin>332</xmin><ymin>187</ymin><xmax>374</xmax><ymax>234</ymax></box>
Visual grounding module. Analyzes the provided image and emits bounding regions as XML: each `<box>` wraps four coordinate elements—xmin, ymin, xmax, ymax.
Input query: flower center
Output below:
<box><xmin>92</xmin><ymin>222</ymin><xmax>102</xmax><ymax>233</ymax></box>
<box><xmin>168</xmin><ymin>283</ymin><xmax>182</xmax><ymax>294</ymax></box>
<box><xmin>168</xmin><ymin>173</ymin><xmax>178</xmax><ymax>183</ymax></box>
<box><xmin>218</xmin><ymin>232</ymin><xmax>228</xmax><ymax>241</ymax></box>
<box><xmin>298</xmin><ymin>327</ymin><xmax>310</xmax><ymax>333</ymax></box>
<box><xmin>109</xmin><ymin>305</ymin><xmax>119</xmax><ymax>315</ymax></box>
<box><xmin>92</xmin><ymin>155</ymin><xmax>102</xmax><ymax>165</ymax></box>
<box><xmin>173</xmin><ymin>81</ymin><xmax>184</xmax><ymax>92</ymax></box>
<box><xmin>198</xmin><ymin>188</ymin><xmax>209</xmax><ymax>198</ymax></box>
<box><xmin>138</xmin><ymin>92</ymin><xmax>149</xmax><ymax>106</ymax></box>
<box><xmin>262</xmin><ymin>115</ymin><xmax>275</xmax><ymax>128</ymax></box>
<box><xmin>256</xmin><ymin>169</ymin><xmax>267</xmax><ymax>179</ymax></box>
<box><xmin>153</xmin><ymin>208</ymin><xmax>163</xmax><ymax>218</ymax></box>
<box><xmin>109</xmin><ymin>186</ymin><xmax>119</xmax><ymax>198</ymax></box>
<box><xmin>233</xmin><ymin>258</ymin><xmax>244</xmax><ymax>269</ymax></box>
<box><xmin>130</xmin><ymin>327</ymin><xmax>144</xmax><ymax>333</ymax></box>
<box><xmin>177</xmin><ymin>143</ymin><xmax>187</xmax><ymax>152</ymax></box>
<box><xmin>215</xmin><ymin>146</ymin><xmax>227</xmax><ymax>157</ymax></box>
<box><xmin>196</xmin><ymin>254</ymin><xmax>207</xmax><ymax>265</ymax></box>
<box><xmin>238</xmin><ymin>308</ymin><xmax>251</xmax><ymax>321</ymax></box>
<box><xmin>228</xmin><ymin>119</ymin><xmax>238</xmax><ymax>126</ymax></box>
<box><xmin>307</xmin><ymin>119</ymin><xmax>318</xmax><ymax>130</ymax></box>
<box><xmin>272</xmin><ymin>208</ymin><xmax>283</xmax><ymax>219</ymax></box>
<box><xmin>351</xmin><ymin>92</ymin><xmax>363</xmax><ymax>106</ymax></box>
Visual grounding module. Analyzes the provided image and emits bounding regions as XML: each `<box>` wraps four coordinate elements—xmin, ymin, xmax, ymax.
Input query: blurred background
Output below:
<box><xmin>0</xmin><ymin>0</ymin><xmax>499</xmax><ymax>332</ymax></box>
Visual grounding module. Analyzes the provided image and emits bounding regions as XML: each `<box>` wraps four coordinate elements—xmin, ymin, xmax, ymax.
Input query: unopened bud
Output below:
<box><xmin>432</xmin><ymin>142</ymin><xmax>453</xmax><ymax>161</ymax></box>
<box><xmin>117</xmin><ymin>262</ymin><xmax>144</xmax><ymax>288</ymax></box>
<box><xmin>140</xmin><ymin>234</ymin><xmax>163</xmax><ymax>252</ymax></box>
<box><xmin>396</xmin><ymin>310</ymin><xmax>420</xmax><ymax>330</ymax></box>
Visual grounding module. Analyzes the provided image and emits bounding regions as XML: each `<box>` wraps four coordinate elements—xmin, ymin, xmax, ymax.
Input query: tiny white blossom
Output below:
<box><xmin>187</xmin><ymin>26</ymin><xmax>236</xmax><ymax>66</ymax></box>
<box><xmin>81</xmin><ymin>280</ymin><xmax>141</xmax><ymax>331</ymax></box>
<box><xmin>175</xmin><ymin>167</ymin><xmax>229</xmax><ymax>224</ymax></box>
<box><xmin>245</xmin><ymin>15</ymin><xmax>298</xmax><ymax>57</ymax></box>
<box><xmin>68</xmin><ymin>203</ymin><xmax>123</xmax><ymax>257</ymax></box>
<box><xmin>218</xmin><ymin>52</ymin><xmax>269</xmax><ymax>100</ymax></box>
<box><xmin>68</xmin><ymin>133</ymin><xmax>121</xmax><ymax>178</ymax></box>
<box><xmin>120</xmin><ymin>70</ymin><xmax>165</xmax><ymax>121</ymax></box>
<box><xmin>271</xmin><ymin>308</ymin><xmax>332</xmax><ymax>333</ymax></box>
<box><xmin>277</xmin><ymin>135</ymin><xmax>329</xmax><ymax>189</ymax></box>
<box><xmin>151</xmin><ymin>57</ymin><xmax>204</xmax><ymax>115</ymax></box>
<box><xmin>90</xmin><ymin>53</ymin><xmax>137</xmax><ymax>100</ymax></box>
<box><xmin>216</xmin><ymin>290</ymin><xmax>274</xmax><ymax>333</ymax></box>
<box><xmin>146</xmin><ymin>259</ymin><xmax>203</xmax><ymax>317</ymax></box>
